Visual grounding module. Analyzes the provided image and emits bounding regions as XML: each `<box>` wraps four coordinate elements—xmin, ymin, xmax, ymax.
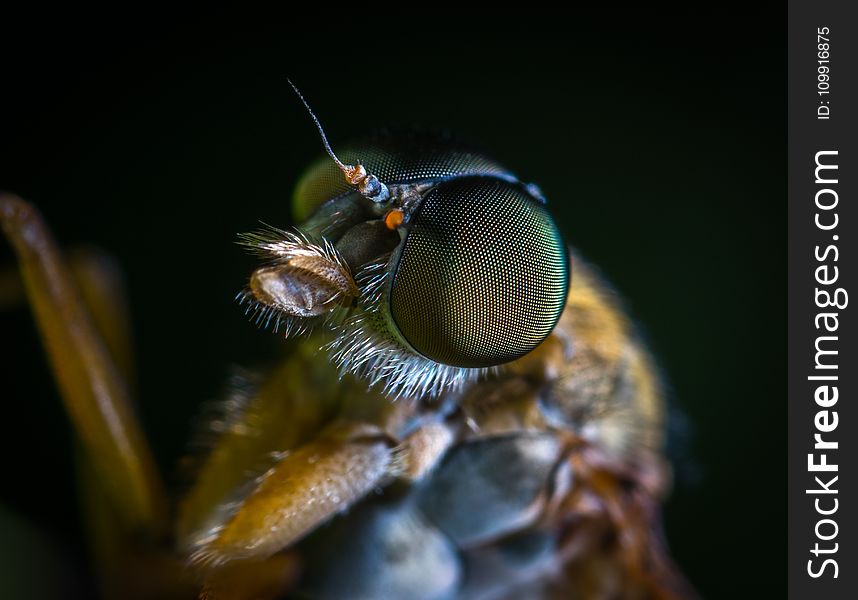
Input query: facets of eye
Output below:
<box><xmin>390</xmin><ymin>177</ymin><xmax>569</xmax><ymax>368</ymax></box>
<box><xmin>249</xmin><ymin>254</ymin><xmax>357</xmax><ymax>318</ymax></box>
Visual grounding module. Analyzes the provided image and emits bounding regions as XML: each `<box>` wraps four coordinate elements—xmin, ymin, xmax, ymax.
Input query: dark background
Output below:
<box><xmin>0</xmin><ymin>8</ymin><xmax>784</xmax><ymax>598</ymax></box>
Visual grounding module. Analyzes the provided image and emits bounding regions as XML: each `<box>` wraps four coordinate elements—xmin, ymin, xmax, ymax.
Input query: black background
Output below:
<box><xmin>1</xmin><ymin>8</ymin><xmax>784</xmax><ymax>598</ymax></box>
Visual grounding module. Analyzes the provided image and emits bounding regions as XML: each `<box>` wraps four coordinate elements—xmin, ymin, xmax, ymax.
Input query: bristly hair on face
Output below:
<box><xmin>238</xmin><ymin>225</ymin><xmax>493</xmax><ymax>399</ymax></box>
<box><xmin>325</xmin><ymin>253</ymin><xmax>495</xmax><ymax>399</ymax></box>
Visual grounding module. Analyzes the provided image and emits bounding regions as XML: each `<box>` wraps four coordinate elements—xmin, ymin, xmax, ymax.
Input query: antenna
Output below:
<box><xmin>288</xmin><ymin>79</ymin><xmax>390</xmax><ymax>204</ymax></box>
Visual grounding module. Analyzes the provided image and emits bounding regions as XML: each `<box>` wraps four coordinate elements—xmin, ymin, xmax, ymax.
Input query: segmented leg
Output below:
<box><xmin>0</xmin><ymin>194</ymin><xmax>166</xmax><ymax>536</ymax></box>
<box><xmin>185</xmin><ymin>420</ymin><xmax>398</xmax><ymax>568</ymax></box>
<box><xmin>176</xmin><ymin>348</ymin><xmax>343</xmax><ymax>550</ymax></box>
<box><xmin>67</xmin><ymin>247</ymin><xmax>137</xmax><ymax>385</ymax></box>
<box><xmin>179</xmin><ymin>374</ymin><xmax>462</xmax><ymax>597</ymax></box>
<box><xmin>52</xmin><ymin>240</ymin><xmax>306</xmax><ymax>598</ymax></box>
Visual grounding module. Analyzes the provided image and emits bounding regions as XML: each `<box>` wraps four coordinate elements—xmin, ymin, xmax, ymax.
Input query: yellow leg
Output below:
<box><xmin>178</xmin><ymin>350</ymin><xmax>455</xmax><ymax>574</ymax></box>
<box><xmin>0</xmin><ymin>194</ymin><xmax>166</xmax><ymax>536</ymax></box>
<box><xmin>185</xmin><ymin>420</ymin><xmax>396</xmax><ymax>568</ymax></box>
<box><xmin>2</xmin><ymin>196</ymin><xmax>320</xmax><ymax>598</ymax></box>
<box><xmin>67</xmin><ymin>246</ymin><xmax>138</xmax><ymax>387</ymax></box>
<box><xmin>176</xmin><ymin>343</ymin><xmax>344</xmax><ymax>552</ymax></box>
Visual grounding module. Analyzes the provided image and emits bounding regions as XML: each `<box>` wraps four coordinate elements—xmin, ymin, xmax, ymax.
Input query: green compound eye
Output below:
<box><xmin>389</xmin><ymin>177</ymin><xmax>569</xmax><ymax>369</ymax></box>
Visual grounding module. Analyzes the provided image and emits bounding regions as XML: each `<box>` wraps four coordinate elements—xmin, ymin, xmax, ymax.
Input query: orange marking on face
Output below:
<box><xmin>384</xmin><ymin>209</ymin><xmax>405</xmax><ymax>230</ymax></box>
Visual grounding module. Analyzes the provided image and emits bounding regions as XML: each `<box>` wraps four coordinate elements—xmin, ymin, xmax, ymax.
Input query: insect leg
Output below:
<box><xmin>184</xmin><ymin>420</ymin><xmax>397</xmax><ymax>568</ymax></box>
<box><xmin>176</xmin><ymin>347</ymin><xmax>343</xmax><ymax>550</ymax></box>
<box><xmin>3</xmin><ymin>237</ymin><xmax>198</xmax><ymax>597</ymax></box>
<box><xmin>0</xmin><ymin>194</ymin><xmax>167</xmax><ymax>536</ymax></box>
<box><xmin>65</xmin><ymin>247</ymin><xmax>137</xmax><ymax>385</ymax></box>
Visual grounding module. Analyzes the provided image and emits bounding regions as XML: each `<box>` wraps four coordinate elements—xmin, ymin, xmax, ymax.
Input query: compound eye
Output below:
<box><xmin>389</xmin><ymin>177</ymin><xmax>569</xmax><ymax>368</ymax></box>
